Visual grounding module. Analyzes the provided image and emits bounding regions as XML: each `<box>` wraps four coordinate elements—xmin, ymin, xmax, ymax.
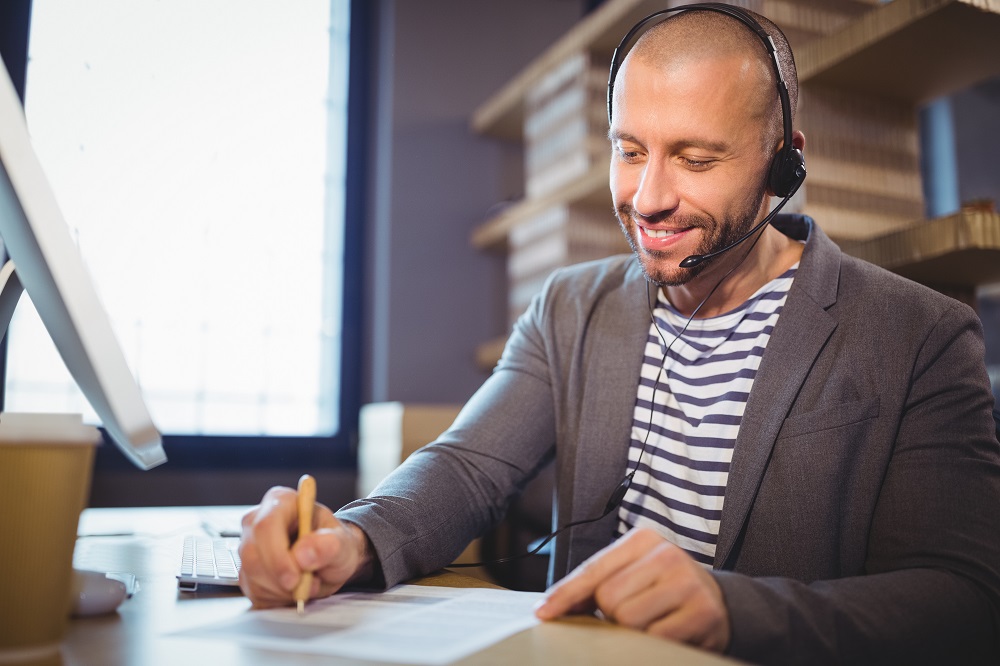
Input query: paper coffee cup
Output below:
<box><xmin>0</xmin><ymin>413</ymin><xmax>100</xmax><ymax>661</ymax></box>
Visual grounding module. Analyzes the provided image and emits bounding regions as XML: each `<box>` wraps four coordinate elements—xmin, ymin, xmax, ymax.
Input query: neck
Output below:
<box><xmin>662</xmin><ymin>224</ymin><xmax>803</xmax><ymax>317</ymax></box>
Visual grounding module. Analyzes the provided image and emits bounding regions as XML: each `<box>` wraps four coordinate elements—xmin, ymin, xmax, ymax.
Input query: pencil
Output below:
<box><xmin>294</xmin><ymin>473</ymin><xmax>316</xmax><ymax>615</ymax></box>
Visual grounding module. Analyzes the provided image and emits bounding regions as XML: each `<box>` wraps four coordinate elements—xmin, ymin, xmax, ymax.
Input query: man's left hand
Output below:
<box><xmin>534</xmin><ymin>528</ymin><xmax>731</xmax><ymax>653</ymax></box>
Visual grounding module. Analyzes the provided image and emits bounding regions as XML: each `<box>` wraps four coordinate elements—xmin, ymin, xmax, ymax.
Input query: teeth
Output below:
<box><xmin>645</xmin><ymin>228</ymin><xmax>677</xmax><ymax>238</ymax></box>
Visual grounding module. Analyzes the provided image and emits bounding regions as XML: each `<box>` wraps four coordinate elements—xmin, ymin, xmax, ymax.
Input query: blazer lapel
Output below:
<box><xmin>566</xmin><ymin>262</ymin><xmax>652</xmax><ymax>571</ymax></box>
<box><xmin>714</xmin><ymin>219</ymin><xmax>842</xmax><ymax>569</ymax></box>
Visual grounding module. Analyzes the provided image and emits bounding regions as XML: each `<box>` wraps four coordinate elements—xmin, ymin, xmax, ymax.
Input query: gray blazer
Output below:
<box><xmin>339</xmin><ymin>216</ymin><xmax>1000</xmax><ymax>664</ymax></box>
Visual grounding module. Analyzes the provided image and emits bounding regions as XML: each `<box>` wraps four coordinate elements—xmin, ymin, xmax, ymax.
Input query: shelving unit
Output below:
<box><xmin>794</xmin><ymin>0</ymin><xmax>1000</xmax><ymax>240</ymax></box>
<box><xmin>471</xmin><ymin>0</ymin><xmax>882</xmax><ymax>142</ymax></box>
<box><xmin>796</xmin><ymin>0</ymin><xmax>1000</xmax><ymax>103</ymax></box>
<box><xmin>840</xmin><ymin>209</ymin><xmax>1000</xmax><ymax>287</ymax></box>
<box><xmin>469</xmin><ymin>0</ymin><xmax>1000</xmax><ymax>368</ymax></box>
<box><xmin>471</xmin><ymin>166</ymin><xmax>609</xmax><ymax>251</ymax></box>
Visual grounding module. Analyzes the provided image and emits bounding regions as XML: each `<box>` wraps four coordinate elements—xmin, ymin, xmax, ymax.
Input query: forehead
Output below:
<box><xmin>611</xmin><ymin>53</ymin><xmax>770</xmax><ymax>145</ymax></box>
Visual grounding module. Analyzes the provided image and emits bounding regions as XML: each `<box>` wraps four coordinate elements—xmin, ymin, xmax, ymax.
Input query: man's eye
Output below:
<box><xmin>681</xmin><ymin>156</ymin><xmax>714</xmax><ymax>169</ymax></box>
<box><xmin>616</xmin><ymin>146</ymin><xmax>642</xmax><ymax>161</ymax></box>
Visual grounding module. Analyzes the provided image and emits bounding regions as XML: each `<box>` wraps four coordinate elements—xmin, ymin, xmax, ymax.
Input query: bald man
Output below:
<box><xmin>239</xmin><ymin>7</ymin><xmax>1000</xmax><ymax>664</ymax></box>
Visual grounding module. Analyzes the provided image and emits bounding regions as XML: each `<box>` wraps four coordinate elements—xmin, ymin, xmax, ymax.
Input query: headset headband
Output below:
<box><xmin>606</xmin><ymin>3</ymin><xmax>794</xmax><ymax>160</ymax></box>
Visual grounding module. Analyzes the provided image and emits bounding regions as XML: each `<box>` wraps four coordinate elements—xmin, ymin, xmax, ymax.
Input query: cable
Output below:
<box><xmin>452</xmin><ymin>223</ymin><xmax>769</xmax><ymax>569</ymax></box>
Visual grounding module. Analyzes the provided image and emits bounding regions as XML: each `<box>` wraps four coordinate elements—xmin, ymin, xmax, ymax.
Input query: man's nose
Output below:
<box><xmin>632</xmin><ymin>158</ymin><xmax>680</xmax><ymax>219</ymax></box>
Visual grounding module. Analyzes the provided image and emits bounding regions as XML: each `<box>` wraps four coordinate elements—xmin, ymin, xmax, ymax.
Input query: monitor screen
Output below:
<box><xmin>0</xmin><ymin>53</ymin><xmax>165</xmax><ymax>469</ymax></box>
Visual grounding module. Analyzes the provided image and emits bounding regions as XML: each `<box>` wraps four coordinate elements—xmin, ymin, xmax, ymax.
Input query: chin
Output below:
<box><xmin>637</xmin><ymin>254</ymin><xmax>701</xmax><ymax>287</ymax></box>
<box><xmin>621</xmin><ymin>227</ymin><xmax>702</xmax><ymax>287</ymax></box>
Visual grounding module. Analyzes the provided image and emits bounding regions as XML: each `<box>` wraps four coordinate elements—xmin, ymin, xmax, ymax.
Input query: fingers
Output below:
<box><xmin>238</xmin><ymin>487</ymin><xmax>363</xmax><ymax>608</ymax></box>
<box><xmin>292</xmin><ymin>522</ymin><xmax>364</xmax><ymax>589</ymax></box>
<box><xmin>535</xmin><ymin>528</ymin><xmax>730</xmax><ymax>653</ymax></box>
<box><xmin>598</xmin><ymin>540</ymin><xmax>725</xmax><ymax>644</ymax></box>
<box><xmin>239</xmin><ymin>487</ymin><xmax>300</xmax><ymax>606</ymax></box>
<box><xmin>646</xmin><ymin>590</ymin><xmax>730</xmax><ymax>653</ymax></box>
<box><xmin>535</xmin><ymin>527</ymin><xmax>661</xmax><ymax>620</ymax></box>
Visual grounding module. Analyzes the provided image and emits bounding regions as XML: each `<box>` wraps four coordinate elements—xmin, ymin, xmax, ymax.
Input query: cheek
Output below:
<box><xmin>680</xmin><ymin>170</ymin><xmax>753</xmax><ymax>217</ymax></box>
<box><xmin>609</xmin><ymin>160</ymin><xmax>621</xmax><ymax>203</ymax></box>
<box><xmin>609</xmin><ymin>160</ymin><xmax>637</xmax><ymax>206</ymax></box>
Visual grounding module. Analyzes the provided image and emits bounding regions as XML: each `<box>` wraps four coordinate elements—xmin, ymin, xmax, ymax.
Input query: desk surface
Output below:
<box><xmin>67</xmin><ymin>507</ymin><xmax>738</xmax><ymax>666</ymax></box>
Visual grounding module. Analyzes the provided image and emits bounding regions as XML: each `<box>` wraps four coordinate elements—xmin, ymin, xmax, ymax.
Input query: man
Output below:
<box><xmin>239</xmin><ymin>7</ymin><xmax>1000</xmax><ymax>664</ymax></box>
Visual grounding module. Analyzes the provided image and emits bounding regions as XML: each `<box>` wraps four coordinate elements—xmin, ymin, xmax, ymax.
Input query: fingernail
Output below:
<box><xmin>533</xmin><ymin>599</ymin><xmax>552</xmax><ymax>620</ymax></box>
<box><xmin>298</xmin><ymin>546</ymin><xmax>317</xmax><ymax>568</ymax></box>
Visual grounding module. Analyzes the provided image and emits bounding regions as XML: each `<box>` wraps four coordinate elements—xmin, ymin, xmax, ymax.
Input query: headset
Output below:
<box><xmin>608</xmin><ymin>2</ymin><xmax>806</xmax><ymax>269</ymax></box>
<box><xmin>454</xmin><ymin>3</ymin><xmax>805</xmax><ymax>571</ymax></box>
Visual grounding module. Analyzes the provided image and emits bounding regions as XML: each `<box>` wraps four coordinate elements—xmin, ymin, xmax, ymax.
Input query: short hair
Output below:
<box><xmin>628</xmin><ymin>8</ymin><xmax>798</xmax><ymax>149</ymax></box>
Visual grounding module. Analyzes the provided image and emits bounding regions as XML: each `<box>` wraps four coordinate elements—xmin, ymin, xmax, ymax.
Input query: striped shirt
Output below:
<box><xmin>615</xmin><ymin>265</ymin><xmax>797</xmax><ymax>566</ymax></box>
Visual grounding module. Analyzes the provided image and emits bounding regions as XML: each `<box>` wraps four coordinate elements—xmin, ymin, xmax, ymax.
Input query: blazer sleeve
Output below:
<box><xmin>716</xmin><ymin>300</ymin><xmax>1000</xmax><ymax>665</ymax></box>
<box><xmin>334</xmin><ymin>276</ymin><xmax>560</xmax><ymax>587</ymax></box>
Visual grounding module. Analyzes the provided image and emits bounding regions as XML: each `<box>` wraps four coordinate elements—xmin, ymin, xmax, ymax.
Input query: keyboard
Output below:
<box><xmin>177</xmin><ymin>535</ymin><xmax>241</xmax><ymax>591</ymax></box>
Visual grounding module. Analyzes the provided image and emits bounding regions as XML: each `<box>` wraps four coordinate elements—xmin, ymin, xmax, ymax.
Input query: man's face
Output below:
<box><xmin>610</xmin><ymin>54</ymin><xmax>773</xmax><ymax>287</ymax></box>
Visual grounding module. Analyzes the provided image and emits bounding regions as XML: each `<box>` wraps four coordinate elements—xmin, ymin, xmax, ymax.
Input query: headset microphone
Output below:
<box><xmin>678</xmin><ymin>181</ymin><xmax>800</xmax><ymax>268</ymax></box>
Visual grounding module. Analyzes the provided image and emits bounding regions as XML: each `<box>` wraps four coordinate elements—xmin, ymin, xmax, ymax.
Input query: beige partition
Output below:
<box><xmin>358</xmin><ymin>403</ymin><xmax>494</xmax><ymax>579</ymax></box>
<box><xmin>357</xmin><ymin>402</ymin><xmax>463</xmax><ymax>496</ymax></box>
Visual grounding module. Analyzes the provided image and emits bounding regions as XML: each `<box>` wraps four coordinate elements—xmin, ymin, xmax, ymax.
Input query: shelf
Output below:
<box><xmin>470</xmin><ymin>0</ymin><xmax>662</xmax><ymax>142</ymax></box>
<box><xmin>470</xmin><ymin>166</ymin><xmax>610</xmax><ymax>250</ymax></box>
<box><xmin>474</xmin><ymin>0</ymin><xmax>1000</xmax><ymax>140</ymax></box>
<box><xmin>471</xmin><ymin>0</ymin><xmax>882</xmax><ymax>141</ymax></box>
<box><xmin>797</xmin><ymin>0</ymin><xmax>1000</xmax><ymax>103</ymax></box>
<box><xmin>839</xmin><ymin>209</ymin><xmax>1000</xmax><ymax>286</ymax></box>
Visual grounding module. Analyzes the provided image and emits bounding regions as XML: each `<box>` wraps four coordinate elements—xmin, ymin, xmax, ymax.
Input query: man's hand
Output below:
<box><xmin>238</xmin><ymin>485</ymin><xmax>373</xmax><ymax>608</ymax></box>
<box><xmin>534</xmin><ymin>528</ymin><xmax>730</xmax><ymax>652</ymax></box>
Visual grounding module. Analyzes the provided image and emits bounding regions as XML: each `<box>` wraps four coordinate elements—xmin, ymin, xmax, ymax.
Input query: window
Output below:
<box><xmin>7</xmin><ymin>0</ymin><xmax>357</xmax><ymax>456</ymax></box>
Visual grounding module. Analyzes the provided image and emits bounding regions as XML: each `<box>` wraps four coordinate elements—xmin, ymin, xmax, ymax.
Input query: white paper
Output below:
<box><xmin>174</xmin><ymin>584</ymin><xmax>544</xmax><ymax>664</ymax></box>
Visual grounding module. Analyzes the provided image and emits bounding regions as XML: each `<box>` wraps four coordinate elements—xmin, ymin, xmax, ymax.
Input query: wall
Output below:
<box><xmin>363</xmin><ymin>0</ymin><xmax>582</xmax><ymax>405</ymax></box>
<box><xmin>953</xmin><ymin>77</ymin><xmax>1000</xmax><ymax>208</ymax></box>
<box><xmin>953</xmin><ymin>77</ymin><xmax>1000</xmax><ymax>401</ymax></box>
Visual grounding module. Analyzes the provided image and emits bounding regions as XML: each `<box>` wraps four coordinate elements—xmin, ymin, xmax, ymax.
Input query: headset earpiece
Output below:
<box><xmin>769</xmin><ymin>145</ymin><xmax>806</xmax><ymax>198</ymax></box>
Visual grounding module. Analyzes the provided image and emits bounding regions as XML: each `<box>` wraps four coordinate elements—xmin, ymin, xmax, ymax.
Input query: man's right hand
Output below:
<box><xmin>238</xmin><ymin>485</ymin><xmax>373</xmax><ymax>607</ymax></box>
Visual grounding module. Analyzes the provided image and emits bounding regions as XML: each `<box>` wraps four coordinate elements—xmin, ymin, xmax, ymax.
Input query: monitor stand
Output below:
<box><xmin>0</xmin><ymin>258</ymin><xmax>23</xmax><ymax>343</ymax></box>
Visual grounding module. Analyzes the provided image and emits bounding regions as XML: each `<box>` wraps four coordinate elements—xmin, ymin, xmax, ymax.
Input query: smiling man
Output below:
<box><xmin>239</xmin><ymin>6</ymin><xmax>1000</xmax><ymax>664</ymax></box>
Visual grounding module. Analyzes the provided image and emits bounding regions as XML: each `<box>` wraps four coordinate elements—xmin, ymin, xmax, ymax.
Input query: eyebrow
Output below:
<box><xmin>607</xmin><ymin>129</ymin><xmax>729</xmax><ymax>153</ymax></box>
<box><xmin>608</xmin><ymin>129</ymin><xmax>636</xmax><ymax>143</ymax></box>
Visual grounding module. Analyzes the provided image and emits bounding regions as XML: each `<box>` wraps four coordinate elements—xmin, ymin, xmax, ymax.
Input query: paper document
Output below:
<box><xmin>175</xmin><ymin>584</ymin><xmax>545</xmax><ymax>664</ymax></box>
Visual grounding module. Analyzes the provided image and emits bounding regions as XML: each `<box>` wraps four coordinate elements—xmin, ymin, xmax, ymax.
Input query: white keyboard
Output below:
<box><xmin>177</xmin><ymin>535</ymin><xmax>241</xmax><ymax>591</ymax></box>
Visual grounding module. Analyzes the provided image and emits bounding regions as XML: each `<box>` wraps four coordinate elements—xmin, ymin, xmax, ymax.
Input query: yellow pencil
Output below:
<box><xmin>294</xmin><ymin>474</ymin><xmax>316</xmax><ymax>615</ymax></box>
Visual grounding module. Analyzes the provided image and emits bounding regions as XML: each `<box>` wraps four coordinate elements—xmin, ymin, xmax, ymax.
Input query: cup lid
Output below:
<box><xmin>0</xmin><ymin>412</ymin><xmax>101</xmax><ymax>445</ymax></box>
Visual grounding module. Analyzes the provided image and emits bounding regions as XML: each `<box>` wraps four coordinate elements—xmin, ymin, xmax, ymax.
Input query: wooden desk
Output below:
<box><xmin>66</xmin><ymin>507</ymin><xmax>738</xmax><ymax>665</ymax></box>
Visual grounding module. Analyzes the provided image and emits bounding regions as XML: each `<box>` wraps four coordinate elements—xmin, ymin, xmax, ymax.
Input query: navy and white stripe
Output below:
<box><xmin>616</xmin><ymin>265</ymin><xmax>797</xmax><ymax>566</ymax></box>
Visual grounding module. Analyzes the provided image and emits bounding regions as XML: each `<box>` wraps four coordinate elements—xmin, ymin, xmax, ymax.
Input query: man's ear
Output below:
<box><xmin>792</xmin><ymin>129</ymin><xmax>805</xmax><ymax>152</ymax></box>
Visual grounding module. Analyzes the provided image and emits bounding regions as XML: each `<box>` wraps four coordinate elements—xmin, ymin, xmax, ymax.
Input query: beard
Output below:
<box><xmin>615</xmin><ymin>184</ymin><xmax>768</xmax><ymax>287</ymax></box>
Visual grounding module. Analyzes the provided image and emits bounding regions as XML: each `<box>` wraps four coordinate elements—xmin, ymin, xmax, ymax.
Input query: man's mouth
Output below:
<box><xmin>643</xmin><ymin>228</ymin><xmax>682</xmax><ymax>239</ymax></box>
<box><xmin>634</xmin><ymin>224</ymin><xmax>696</xmax><ymax>253</ymax></box>
<box><xmin>639</xmin><ymin>225</ymin><xmax>692</xmax><ymax>239</ymax></box>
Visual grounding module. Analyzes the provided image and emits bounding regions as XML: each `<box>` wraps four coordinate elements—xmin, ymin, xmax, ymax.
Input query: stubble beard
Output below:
<box><xmin>615</xmin><ymin>187</ymin><xmax>767</xmax><ymax>288</ymax></box>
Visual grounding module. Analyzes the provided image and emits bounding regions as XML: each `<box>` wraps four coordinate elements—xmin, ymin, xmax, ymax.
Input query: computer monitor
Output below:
<box><xmin>0</xmin><ymin>54</ymin><xmax>166</xmax><ymax>470</ymax></box>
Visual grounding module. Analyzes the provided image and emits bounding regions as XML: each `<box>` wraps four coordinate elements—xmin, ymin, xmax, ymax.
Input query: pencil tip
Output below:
<box><xmin>297</xmin><ymin>599</ymin><xmax>305</xmax><ymax>615</ymax></box>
